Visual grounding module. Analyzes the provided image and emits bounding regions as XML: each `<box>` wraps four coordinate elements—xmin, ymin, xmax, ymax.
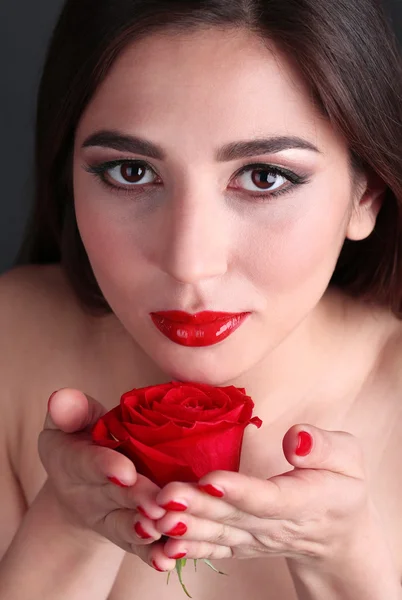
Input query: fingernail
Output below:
<box><xmin>107</xmin><ymin>476</ymin><xmax>130</xmax><ymax>488</ymax></box>
<box><xmin>165</xmin><ymin>522</ymin><xmax>187</xmax><ymax>536</ymax></box>
<box><xmin>137</xmin><ymin>505</ymin><xmax>152</xmax><ymax>519</ymax></box>
<box><xmin>198</xmin><ymin>483</ymin><xmax>225</xmax><ymax>498</ymax></box>
<box><xmin>161</xmin><ymin>500</ymin><xmax>188</xmax><ymax>512</ymax></box>
<box><xmin>170</xmin><ymin>551</ymin><xmax>187</xmax><ymax>559</ymax></box>
<box><xmin>152</xmin><ymin>559</ymin><xmax>165</xmax><ymax>572</ymax></box>
<box><xmin>134</xmin><ymin>521</ymin><xmax>153</xmax><ymax>539</ymax></box>
<box><xmin>295</xmin><ymin>431</ymin><xmax>313</xmax><ymax>456</ymax></box>
<box><xmin>47</xmin><ymin>391</ymin><xmax>58</xmax><ymax>411</ymax></box>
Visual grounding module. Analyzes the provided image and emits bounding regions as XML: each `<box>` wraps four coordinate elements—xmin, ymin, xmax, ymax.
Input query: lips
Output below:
<box><xmin>150</xmin><ymin>311</ymin><xmax>250</xmax><ymax>347</ymax></box>
<box><xmin>151</xmin><ymin>311</ymin><xmax>241</xmax><ymax>324</ymax></box>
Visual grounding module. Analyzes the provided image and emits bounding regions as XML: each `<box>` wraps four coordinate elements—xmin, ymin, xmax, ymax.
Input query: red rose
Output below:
<box><xmin>91</xmin><ymin>381</ymin><xmax>262</xmax><ymax>487</ymax></box>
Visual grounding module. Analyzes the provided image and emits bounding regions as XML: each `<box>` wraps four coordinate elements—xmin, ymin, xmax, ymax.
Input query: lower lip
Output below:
<box><xmin>150</xmin><ymin>313</ymin><xmax>250</xmax><ymax>347</ymax></box>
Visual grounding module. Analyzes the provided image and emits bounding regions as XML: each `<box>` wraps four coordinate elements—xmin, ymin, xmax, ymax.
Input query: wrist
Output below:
<box><xmin>42</xmin><ymin>478</ymin><xmax>111</xmax><ymax>550</ymax></box>
<box><xmin>286</xmin><ymin>502</ymin><xmax>401</xmax><ymax>600</ymax></box>
<box><xmin>0</xmin><ymin>479</ymin><xmax>125</xmax><ymax>600</ymax></box>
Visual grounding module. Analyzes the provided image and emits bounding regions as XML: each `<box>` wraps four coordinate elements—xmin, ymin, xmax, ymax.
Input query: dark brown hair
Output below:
<box><xmin>14</xmin><ymin>0</ymin><xmax>402</xmax><ymax>317</ymax></box>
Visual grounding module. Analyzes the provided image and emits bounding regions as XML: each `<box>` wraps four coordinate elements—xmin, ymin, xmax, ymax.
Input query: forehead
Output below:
<box><xmin>76</xmin><ymin>27</ymin><xmax>345</xmax><ymax>159</ymax></box>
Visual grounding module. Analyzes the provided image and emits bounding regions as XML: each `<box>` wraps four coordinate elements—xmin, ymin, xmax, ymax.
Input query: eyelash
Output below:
<box><xmin>83</xmin><ymin>159</ymin><xmax>310</xmax><ymax>202</ymax></box>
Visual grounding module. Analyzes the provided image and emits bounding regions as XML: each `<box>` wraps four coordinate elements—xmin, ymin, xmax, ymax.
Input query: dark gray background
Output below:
<box><xmin>1</xmin><ymin>1</ymin><xmax>401</xmax><ymax>275</ymax></box>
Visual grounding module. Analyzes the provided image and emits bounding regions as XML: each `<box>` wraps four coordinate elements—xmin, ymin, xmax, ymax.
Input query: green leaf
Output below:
<box><xmin>166</xmin><ymin>556</ymin><xmax>227</xmax><ymax>596</ymax></box>
<box><xmin>202</xmin><ymin>559</ymin><xmax>227</xmax><ymax>576</ymax></box>
<box><xmin>175</xmin><ymin>558</ymin><xmax>193</xmax><ymax>598</ymax></box>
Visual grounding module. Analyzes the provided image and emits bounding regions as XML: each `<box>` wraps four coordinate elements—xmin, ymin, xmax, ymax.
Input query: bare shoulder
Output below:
<box><xmin>370</xmin><ymin>311</ymin><xmax>402</xmax><ymax>568</ymax></box>
<box><xmin>0</xmin><ymin>264</ymin><xmax>92</xmax><ymax>480</ymax></box>
<box><xmin>377</xmin><ymin>312</ymin><xmax>402</xmax><ymax>415</ymax></box>
<box><xmin>0</xmin><ymin>263</ymin><xmax>97</xmax><ymax>362</ymax></box>
<box><xmin>0</xmin><ymin>263</ymin><xmax>82</xmax><ymax>322</ymax></box>
<box><xmin>0</xmin><ymin>263</ymin><xmax>73</xmax><ymax>377</ymax></box>
<box><xmin>369</xmin><ymin>308</ymin><xmax>402</xmax><ymax>453</ymax></box>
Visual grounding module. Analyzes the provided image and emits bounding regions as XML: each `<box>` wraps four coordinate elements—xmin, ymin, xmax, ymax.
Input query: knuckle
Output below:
<box><xmin>161</xmin><ymin>481</ymin><xmax>187</xmax><ymax>497</ymax></box>
<box><xmin>259</xmin><ymin>501</ymin><xmax>275</xmax><ymax>520</ymax></box>
<box><xmin>213</xmin><ymin>523</ymin><xmax>228</xmax><ymax>545</ymax></box>
<box><xmin>260</xmin><ymin>520</ymin><xmax>300</xmax><ymax>552</ymax></box>
<box><xmin>221</xmin><ymin>507</ymin><xmax>244</xmax><ymax>525</ymax></box>
<box><xmin>196</xmin><ymin>541</ymin><xmax>221</xmax><ymax>559</ymax></box>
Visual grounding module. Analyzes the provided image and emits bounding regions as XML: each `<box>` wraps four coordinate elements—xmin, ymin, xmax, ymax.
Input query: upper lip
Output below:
<box><xmin>151</xmin><ymin>310</ymin><xmax>248</xmax><ymax>324</ymax></box>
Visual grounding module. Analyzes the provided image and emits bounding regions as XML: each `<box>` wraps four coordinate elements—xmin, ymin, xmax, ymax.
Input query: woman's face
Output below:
<box><xmin>73</xmin><ymin>27</ymin><xmax>376</xmax><ymax>384</ymax></box>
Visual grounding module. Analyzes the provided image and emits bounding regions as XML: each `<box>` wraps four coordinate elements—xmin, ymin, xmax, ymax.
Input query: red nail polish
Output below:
<box><xmin>134</xmin><ymin>521</ymin><xmax>153</xmax><ymax>539</ymax></box>
<box><xmin>137</xmin><ymin>505</ymin><xmax>152</xmax><ymax>519</ymax></box>
<box><xmin>295</xmin><ymin>431</ymin><xmax>313</xmax><ymax>456</ymax></box>
<box><xmin>152</xmin><ymin>559</ymin><xmax>165</xmax><ymax>572</ymax></box>
<box><xmin>170</xmin><ymin>551</ymin><xmax>187</xmax><ymax>559</ymax></box>
<box><xmin>198</xmin><ymin>483</ymin><xmax>225</xmax><ymax>497</ymax></box>
<box><xmin>165</xmin><ymin>522</ymin><xmax>187</xmax><ymax>536</ymax></box>
<box><xmin>47</xmin><ymin>391</ymin><xmax>58</xmax><ymax>411</ymax></box>
<box><xmin>107</xmin><ymin>476</ymin><xmax>130</xmax><ymax>488</ymax></box>
<box><xmin>161</xmin><ymin>500</ymin><xmax>188</xmax><ymax>512</ymax></box>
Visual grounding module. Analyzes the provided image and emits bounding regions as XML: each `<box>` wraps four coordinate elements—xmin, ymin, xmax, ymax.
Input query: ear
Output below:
<box><xmin>346</xmin><ymin>170</ymin><xmax>387</xmax><ymax>241</ymax></box>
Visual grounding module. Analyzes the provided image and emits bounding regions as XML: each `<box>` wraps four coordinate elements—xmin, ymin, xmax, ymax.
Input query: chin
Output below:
<box><xmin>152</xmin><ymin>352</ymin><xmax>251</xmax><ymax>387</ymax></box>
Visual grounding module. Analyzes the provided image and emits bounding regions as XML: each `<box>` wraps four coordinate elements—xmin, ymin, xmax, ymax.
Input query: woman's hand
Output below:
<box><xmin>38</xmin><ymin>388</ymin><xmax>178</xmax><ymax>571</ymax></box>
<box><xmin>150</xmin><ymin>424</ymin><xmax>375</xmax><ymax>570</ymax></box>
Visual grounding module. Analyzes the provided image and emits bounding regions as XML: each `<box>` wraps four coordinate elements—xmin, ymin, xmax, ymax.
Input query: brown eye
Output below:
<box><xmin>232</xmin><ymin>166</ymin><xmax>289</xmax><ymax>195</ymax></box>
<box><xmin>251</xmin><ymin>169</ymin><xmax>278</xmax><ymax>190</ymax></box>
<box><xmin>120</xmin><ymin>163</ymin><xmax>146</xmax><ymax>183</ymax></box>
<box><xmin>106</xmin><ymin>161</ymin><xmax>158</xmax><ymax>186</ymax></box>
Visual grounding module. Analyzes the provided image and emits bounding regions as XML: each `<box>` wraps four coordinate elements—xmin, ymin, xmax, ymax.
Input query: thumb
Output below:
<box><xmin>44</xmin><ymin>388</ymin><xmax>109</xmax><ymax>433</ymax></box>
<box><xmin>282</xmin><ymin>424</ymin><xmax>367</xmax><ymax>480</ymax></box>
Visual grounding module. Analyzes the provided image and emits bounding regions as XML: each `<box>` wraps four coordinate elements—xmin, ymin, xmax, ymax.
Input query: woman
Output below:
<box><xmin>0</xmin><ymin>0</ymin><xmax>401</xmax><ymax>598</ymax></box>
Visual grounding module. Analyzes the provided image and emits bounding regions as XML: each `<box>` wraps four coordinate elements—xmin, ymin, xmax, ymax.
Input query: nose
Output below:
<box><xmin>158</xmin><ymin>192</ymin><xmax>229</xmax><ymax>284</ymax></box>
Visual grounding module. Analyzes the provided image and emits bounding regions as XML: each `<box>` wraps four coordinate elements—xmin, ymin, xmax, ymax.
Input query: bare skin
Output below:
<box><xmin>2</xmin><ymin>27</ymin><xmax>401</xmax><ymax>599</ymax></box>
<box><xmin>4</xmin><ymin>263</ymin><xmax>402</xmax><ymax>599</ymax></box>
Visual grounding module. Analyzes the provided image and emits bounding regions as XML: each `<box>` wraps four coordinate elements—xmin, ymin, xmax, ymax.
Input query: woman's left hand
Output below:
<box><xmin>152</xmin><ymin>424</ymin><xmax>375</xmax><ymax>568</ymax></box>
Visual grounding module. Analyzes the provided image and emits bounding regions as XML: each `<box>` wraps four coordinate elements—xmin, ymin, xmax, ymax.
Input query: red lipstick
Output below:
<box><xmin>150</xmin><ymin>311</ymin><xmax>250</xmax><ymax>347</ymax></box>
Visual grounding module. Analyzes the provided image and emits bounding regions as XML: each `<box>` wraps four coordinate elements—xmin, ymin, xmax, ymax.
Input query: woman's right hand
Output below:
<box><xmin>38</xmin><ymin>388</ymin><xmax>177</xmax><ymax>571</ymax></box>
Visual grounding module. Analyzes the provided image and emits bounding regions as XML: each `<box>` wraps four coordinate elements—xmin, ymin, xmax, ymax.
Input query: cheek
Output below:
<box><xmin>242</xmin><ymin>191</ymin><xmax>350</xmax><ymax>294</ymax></box>
<box><xmin>73</xmin><ymin>168</ymin><xmax>147</xmax><ymax>280</ymax></box>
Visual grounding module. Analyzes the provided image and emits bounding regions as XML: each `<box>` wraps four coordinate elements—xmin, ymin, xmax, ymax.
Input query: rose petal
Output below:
<box><xmin>153</xmin><ymin>424</ymin><xmax>246</xmax><ymax>475</ymax></box>
<box><xmin>92</xmin><ymin>382</ymin><xmax>262</xmax><ymax>489</ymax></box>
<box><xmin>117</xmin><ymin>437</ymin><xmax>197</xmax><ymax>487</ymax></box>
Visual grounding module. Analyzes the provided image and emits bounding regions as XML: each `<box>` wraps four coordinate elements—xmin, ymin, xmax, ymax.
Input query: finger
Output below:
<box><xmin>38</xmin><ymin>388</ymin><xmax>136</xmax><ymax>486</ymax></box>
<box><xmin>44</xmin><ymin>388</ymin><xmax>108</xmax><ymax>433</ymax></box>
<box><xmin>156</xmin><ymin>480</ymin><xmax>252</xmax><ymax>524</ymax></box>
<box><xmin>135</xmin><ymin>539</ymin><xmax>178</xmax><ymax>572</ymax></box>
<box><xmin>40</xmin><ymin>388</ymin><xmax>137</xmax><ymax>486</ymax></box>
<box><xmin>157</xmin><ymin>476</ymin><xmax>282</xmax><ymax>521</ymax></box>
<box><xmin>103</xmin><ymin>508</ymin><xmax>164</xmax><ymax>550</ymax></box>
<box><xmin>106</xmin><ymin>474</ymin><xmax>167</xmax><ymax>518</ymax></box>
<box><xmin>154</xmin><ymin>510</ymin><xmax>252</xmax><ymax>548</ymax></box>
<box><xmin>163</xmin><ymin>538</ymin><xmax>232</xmax><ymax>561</ymax></box>
<box><xmin>38</xmin><ymin>425</ymin><xmax>137</xmax><ymax>487</ymax></box>
<box><xmin>282</xmin><ymin>424</ymin><xmax>367</xmax><ymax>480</ymax></box>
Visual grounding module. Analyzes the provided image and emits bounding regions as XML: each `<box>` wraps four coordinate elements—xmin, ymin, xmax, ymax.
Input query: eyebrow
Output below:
<box><xmin>82</xmin><ymin>130</ymin><xmax>321</xmax><ymax>160</ymax></box>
